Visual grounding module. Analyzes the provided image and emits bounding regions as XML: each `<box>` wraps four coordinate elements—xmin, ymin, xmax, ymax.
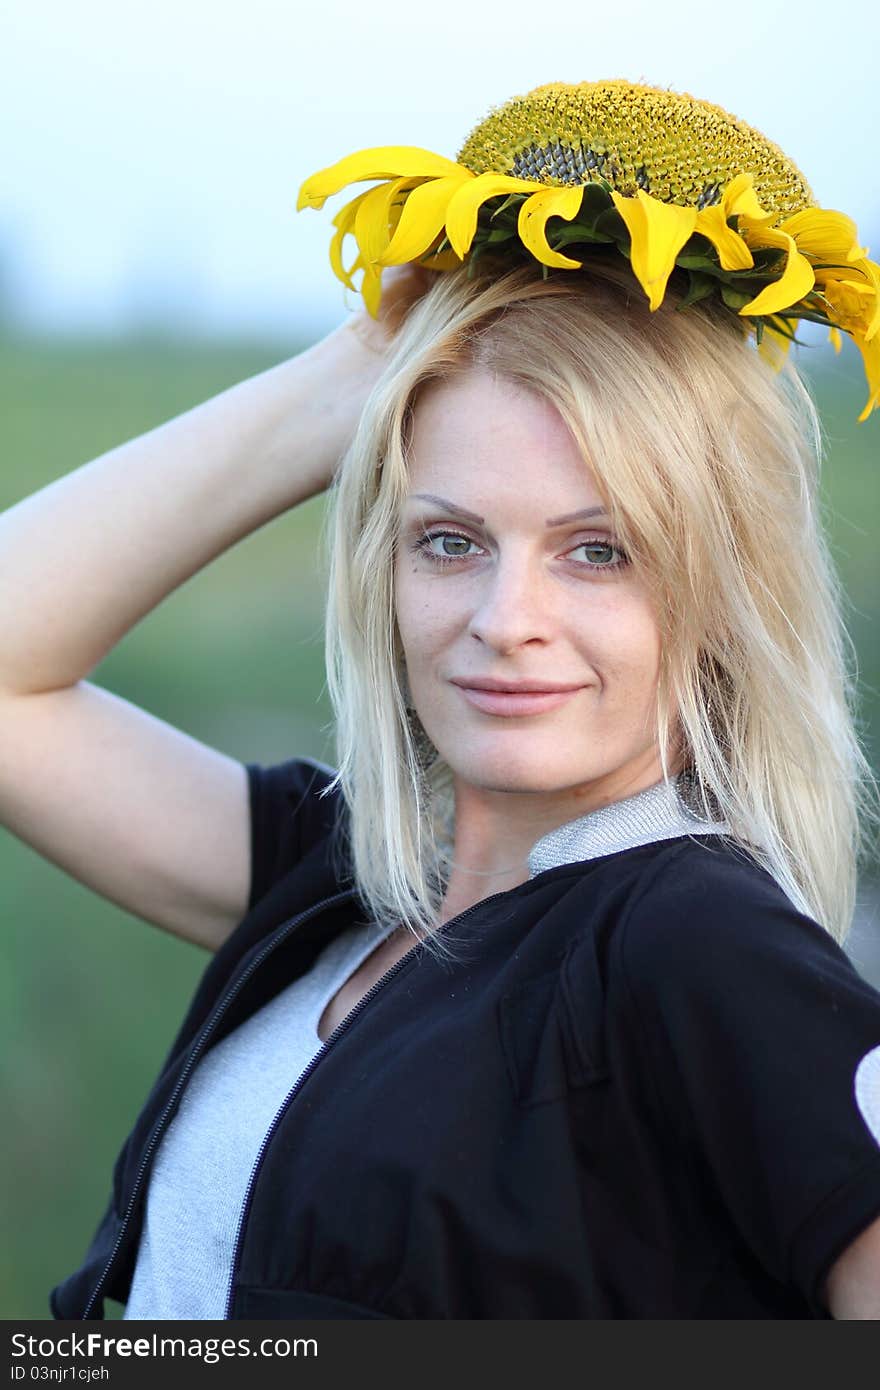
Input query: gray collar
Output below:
<box><xmin>527</xmin><ymin>773</ymin><xmax>730</xmax><ymax>878</ymax></box>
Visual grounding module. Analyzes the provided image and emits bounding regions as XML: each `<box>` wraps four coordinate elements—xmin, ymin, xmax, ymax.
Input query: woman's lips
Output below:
<box><xmin>455</xmin><ymin>685</ymin><xmax>582</xmax><ymax>716</ymax></box>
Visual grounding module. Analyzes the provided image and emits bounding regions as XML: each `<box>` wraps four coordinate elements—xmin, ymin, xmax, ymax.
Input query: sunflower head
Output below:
<box><xmin>297</xmin><ymin>79</ymin><xmax>879</xmax><ymax>421</ymax></box>
<box><xmin>456</xmin><ymin>80</ymin><xmax>814</xmax><ymax>216</ymax></box>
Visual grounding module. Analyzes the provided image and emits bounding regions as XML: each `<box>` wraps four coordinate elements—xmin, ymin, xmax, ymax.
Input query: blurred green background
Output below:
<box><xmin>1</xmin><ymin>330</ymin><xmax>878</xmax><ymax>1320</ymax></box>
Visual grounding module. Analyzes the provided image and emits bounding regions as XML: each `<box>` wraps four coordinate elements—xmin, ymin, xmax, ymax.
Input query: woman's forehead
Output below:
<box><xmin>406</xmin><ymin>372</ymin><xmax>608</xmax><ymax>514</ymax></box>
<box><xmin>411</xmin><ymin>366</ymin><xmax>557</xmax><ymax>424</ymax></box>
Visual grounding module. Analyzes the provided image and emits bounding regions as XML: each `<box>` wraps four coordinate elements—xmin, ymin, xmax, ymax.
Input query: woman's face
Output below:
<box><xmin>393</xmin><ymin>368</ymin><xmax>672</xmax><ymax>813</ymax></box>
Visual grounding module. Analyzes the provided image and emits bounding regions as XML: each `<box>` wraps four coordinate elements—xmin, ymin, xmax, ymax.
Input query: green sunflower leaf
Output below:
<box><xmin>748</xmin><ymin>247</ymin><xmax>788</xmax><ymax>272</ymax></box>
<box><xmin>579</xmin><ymin>182</ymin><xmax>614</xmax><ymax>216</ymax></box>
<box><xmin>675</xmin><ymin>252</ymin><xmax>725</xmax><ymax>276</ymax></box>
<box><xmin>485</xmin><ymin>226</ymin><xmax>518</xmax><ymax>245</ymax></box>
<box><xmin>719</xmin><ymin>283</ymin><xmax>754</xmax><ymax>311</ymax></box>
<box><xmin>682</xmin><ymin>232</ymin><xmax>716</xmax><ymax>259</ymax></box>
<box><xmin>676</xmin><ymin>271</ymin><xmax>717</xmax><ymax>309</ymax></box>
<box><xmin>490</xmin><ymin>194</ymin><xmax>524</xmax><ymax>221</ymax></box>
<box><xmin>594</xmin><ymin>206</ymin><xmax>628</xmax><ymax>242</ymax></box>
<box><xmin>765</xmin><ymin>316</ymin><xmax>798</xmax><ymax>341</ymax></box>
<box><xmin>549</xmin><ymin>223</ymin><xmax>615</xmax><ymax>248</ymax></box>
<box><xmin>727</xmin><ymin>261</ymin><xmax>784</xmax><ymax>283</ymax></box>
<box><xmin>774</xmin><ymin>306</ymin><xmax>836</xmax><ymax>328</ymax></box>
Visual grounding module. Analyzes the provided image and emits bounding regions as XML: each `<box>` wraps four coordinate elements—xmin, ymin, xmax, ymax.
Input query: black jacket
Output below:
<box><xmin>50</xmin><ymin>758</ymin><xmax>880</xmax><ymax>1319</ymax></box>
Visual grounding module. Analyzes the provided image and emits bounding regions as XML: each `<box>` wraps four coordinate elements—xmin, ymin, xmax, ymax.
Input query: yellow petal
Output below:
<box><xmin>517</xmin><ymin>186</ymin><xmax>585</xmax><ymax>269</ymax></box>
<box><xmin>817</xmin><ymin>257</ymin><xmax>878</xmax><ymax>334</ymax></box>
<box><xmin>777</xmin><ymin>207</ymin><xmax>868</xmax><ymax>264</ymax></box>
<box><xmin>829</xmin><ymin>325</ymin><xmax>843</xmax><ymax>354</ymax></box>
<box><xmin>853</xmin><ymin>330</ymin><xmax>880</xmax><ymax>421</ymax></box>
<box><xmin>814</xmin><ymin>257</ymin><xmax>880</xmax><ymax>340</ymax></box>
<box><xmin>693</xmin><ymin>172</ymin><xmax>780</xmax><ymax>271</ymax></box>
<box><xmin>737</xmin><ymin>226</ymin><xmax>815</xmax><ymax>316</ymax></box>
<box><xmin>362</xmin><ymin>264</ymin><xmax>383</xmax><ymax>319</ymax></box>
<box><xmin>418</xmin><ymin>245</ymin><xmax>463</xmax><ymax>271</ymax></box>
<box><xmin>757</xmin><ymin>319</ymin><xmax>794</xmax><ymax>371</ymax></box>
<box><xmin>694</xmin><ymin>204</ymin><xmax>754</xmax><ymax>271</ymax></box>
<box><xmin>611</xmin><ymin>190</ymin><xmax>697</xmax><ymax>311</ymax></box>
<box><xmin>444</xmin><ymin>173</ymin><xmax>545</xmax><ymax>260</ymax></box>
<box><xmin>297</xmin><ymin>146</ymin><xmax>467</xmax><ymax>211</ymax></box>
<box><xmin>852</xmin><ymin>258</ymin><xmax>880</xmax><ymax>340</ymax></box>
<box><xmin>814</xmin><ymin>266</ymin><xmax>874</xmax><ymax>290</ymax></box>
<box><xmin>353</xmin><ymin>177</ymin><xmax>420</xmax><ymax>267</ymax></box>
<box><xmin>346</xmin><ymin>254</ymin><xmax>384</xmax><ymax>320</ymax></box>
<box><xmin>329</xmin><ymin>189</ymin><xmax>373</xmax><ymax>289</ymax></box>
<box><xmin>722</xmin><ymin>172</ymin><xmax>774</xmax><ymax>223</ymax></box>
<box><xmin>378</xmin><ymin>172</ymin><xmax>474</xmax><ymax>266</ymax></box>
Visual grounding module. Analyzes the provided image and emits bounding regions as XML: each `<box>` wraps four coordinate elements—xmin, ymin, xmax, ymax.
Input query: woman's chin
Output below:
<box><xmin>442</xmin><ymin>745</ymin><xmax>594</xmax><ymax>796</ymax></box>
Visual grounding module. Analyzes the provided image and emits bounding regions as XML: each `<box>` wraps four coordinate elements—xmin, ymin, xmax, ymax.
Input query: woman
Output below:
<box><xmin>3</xmin><ymin>82</ymin><xmax>880</xmax><ymax>1320</ymax></box>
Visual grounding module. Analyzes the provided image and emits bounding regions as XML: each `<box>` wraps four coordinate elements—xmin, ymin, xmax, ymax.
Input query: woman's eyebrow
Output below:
<box><xmin>408</xmin><ymin>493</ymin><xmax>610</xmax><ymax>526</ymax></box>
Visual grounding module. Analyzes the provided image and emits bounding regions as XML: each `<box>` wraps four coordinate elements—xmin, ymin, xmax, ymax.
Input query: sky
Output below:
<box><xmin>2</xmin><ymin>0</ymin><xmax>878</xmax><ymax>343</ymax></box>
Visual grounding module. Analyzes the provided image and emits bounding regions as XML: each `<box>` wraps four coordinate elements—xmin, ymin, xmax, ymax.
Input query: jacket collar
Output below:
<box><xmin>527</xmin><ymin>773</ymin><xmax>730</xmax><ymax>879</ymax></box>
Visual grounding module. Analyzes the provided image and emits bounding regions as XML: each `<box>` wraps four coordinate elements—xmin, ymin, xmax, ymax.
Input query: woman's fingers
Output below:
<box><xmin>350</xmin><ymin>263</ymin><xmax>440</xmax><ymax>354</ymax></box>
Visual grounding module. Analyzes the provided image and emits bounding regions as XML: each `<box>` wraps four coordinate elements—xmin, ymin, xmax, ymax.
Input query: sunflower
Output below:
<box><xmin>297</xmin><ymin>80</ymin><xmax>879</xmax><ymax>422</ymax></box>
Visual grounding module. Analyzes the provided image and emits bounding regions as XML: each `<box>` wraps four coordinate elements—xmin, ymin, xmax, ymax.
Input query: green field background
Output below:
<box><xmin>1</xmin><ymin>329</ymin><xmax>878</xmax><ymax>1319</ymax></box>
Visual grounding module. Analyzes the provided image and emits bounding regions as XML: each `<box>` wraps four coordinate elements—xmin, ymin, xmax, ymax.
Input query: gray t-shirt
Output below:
<box><xmin>123</xmin><ymin>917</ymin><xmax>396</xmax><ymax>1319</ymax></box>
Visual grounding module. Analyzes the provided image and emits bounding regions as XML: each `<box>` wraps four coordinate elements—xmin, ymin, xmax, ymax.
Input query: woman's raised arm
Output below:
<box><xmin>0</xmin><ymin>266</ymin><xmax>432</xmax><ymax>951</ymax></box>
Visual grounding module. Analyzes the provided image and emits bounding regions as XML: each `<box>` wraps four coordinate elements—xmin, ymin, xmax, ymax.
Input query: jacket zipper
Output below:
<box><xmin>222</xmin><ymin>936</ymin><xmax>415</xmax><ymax>1316</ymax></box>
<box><xmin>80</xmin><ymin>887</ymin><xmax>360</xmax><ymax>1320</ymax></box>
<box><xmin>222</xmin><ymin>886</ymin><xmax>517</xmax><ymax>1318</ymax></box>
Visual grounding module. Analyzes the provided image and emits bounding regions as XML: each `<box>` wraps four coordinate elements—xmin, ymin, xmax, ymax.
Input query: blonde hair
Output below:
<box><xmin>319</xmin><ymin>258</ymin><xmax>880</xmax><ymax>956</ymax></box>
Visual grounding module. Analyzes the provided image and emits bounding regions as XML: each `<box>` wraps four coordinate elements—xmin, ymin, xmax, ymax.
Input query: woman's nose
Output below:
<box><xmin>467</xmin><ymin>552</ymin><xmax>553</xmax><ymax>652</ymax></box>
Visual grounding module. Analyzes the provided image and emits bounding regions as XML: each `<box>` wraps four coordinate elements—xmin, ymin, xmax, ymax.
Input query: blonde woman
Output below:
<box><xmin>4</xmin><ymin>206</ymin><xmax>880</xmax><ymax>1317</ymax></box>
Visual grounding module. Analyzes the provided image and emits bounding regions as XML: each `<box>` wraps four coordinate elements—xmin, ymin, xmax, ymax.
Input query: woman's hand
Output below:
<box><xmin>302</xmin><ymin>263</ymin><xmax>441</xmax><ymax>491</ymax></box>
<box><xmin>342</xmin><ymin>262</ymin><xmax>440</xmax><ymax>357</ymax></box>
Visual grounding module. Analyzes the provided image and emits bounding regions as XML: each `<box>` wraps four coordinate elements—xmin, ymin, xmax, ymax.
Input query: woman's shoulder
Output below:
<box><xmin>575</xmin><ymin>829</ymin><xmax>794</xmax><ymax>935</ymax></box>
<box><xmin>622</xmin><ymin>830</ymin><xmax>793</xmax><ymax>918</ymax></box>
<box><xmin>246</xmin><ymin>753</ymin><xmax>339</xmax><ymax>800</ymax></box>
<box><xmin>606</xmin><ymin>831</ymin><xmax>866</xmax><ymax>1005</ymax></box>
<box><xmin>245</xmin><ymin>755</ymin><xmax>346</xmax><ymax>912</ymax></box>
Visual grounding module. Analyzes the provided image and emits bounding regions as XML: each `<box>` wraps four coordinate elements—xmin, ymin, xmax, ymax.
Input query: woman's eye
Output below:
<box><xmin>575</xmin><ymin>540</ymin><xmax>626</xmax><ymax>568</ymax></box>
<box><xmin>419</xmin><ymin>531</ymin><xmax>477</xmax><ymax>560</ymax></box>
<box><xmin>413</xmin><ymin>530</ymin><xmax>629</xmax><ymax>572</ymax></box>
